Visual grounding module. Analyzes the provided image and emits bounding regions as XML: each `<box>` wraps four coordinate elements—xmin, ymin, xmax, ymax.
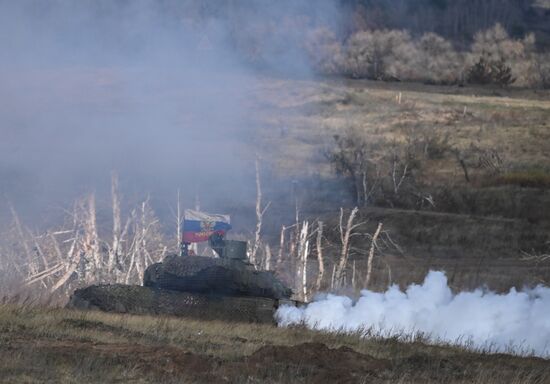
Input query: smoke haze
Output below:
<box><xmin>0</xmin><ymin>0</ymin><xmax>340</xmax><ymax>224</ymax></box>
<box><xmin>276</xmin><ymin>271</ymin><xmax>550</xmax><ymax>357</ymax></box>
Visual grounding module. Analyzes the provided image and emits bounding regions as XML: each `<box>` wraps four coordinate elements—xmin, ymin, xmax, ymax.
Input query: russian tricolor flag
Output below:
<box><xmin>182</xmin><ymin>209</ymin><xmax>231</xmax><ymax>243</ymax></box>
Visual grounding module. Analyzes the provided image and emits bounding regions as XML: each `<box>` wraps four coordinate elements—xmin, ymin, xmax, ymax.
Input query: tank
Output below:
<box><xmin>67</xmin><ymin>238</ymin><xmax>295</xmax><ymax>323</ymax></box>
<box><xmin>143</xmin><ymin>240</ymin><xmax>292</xmax><ymax>300</ymax></box>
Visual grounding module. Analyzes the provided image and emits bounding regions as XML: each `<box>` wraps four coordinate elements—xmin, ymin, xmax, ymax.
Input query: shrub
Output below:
<box><xmin>306</xmin><ymin>23</ymin><xmax>547</xmax><ymax>89</ymax></box>
<box><xmin>325</xmin><ymin>129</ymin><xmax>373</xmax><ymax>206</ymax></box>
<box><xmin>466</xmin><ymin>56</ymin><xmax>494</xmax><ymax>85</ymax></box>
<box><xmin>415</xmin><ymin>33</ymin><xmax>463</xmax><ymax>84</ymax></box>
<box><xmin>467</xmin><ymin>56</ymin><xmax>515</xmax><ymax>86</ymax></box>
<box><xmin>467</xmin><ymin>24</ymin><xmax>535</xmax><ymax>87</ymax></box>
<box><xmin>529</xmin><ymin>53</ymin><xmax>550</xmax><ymax>89</ymax></box>
<box><xmin>342</xmin><ymin>30</ymin><xmax>463</xmax><ymax>84</ymax></box>
<box><xmin>342</xmin><ymin>29</ymin><xmax>419</xmax><ymax>80</ymax></box>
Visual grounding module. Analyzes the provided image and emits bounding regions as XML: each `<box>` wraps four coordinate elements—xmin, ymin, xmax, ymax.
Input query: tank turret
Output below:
<box><xmin>144</xmin><ymin>238</ymin><xmax>292</xmax><ymax>300</ymax></box>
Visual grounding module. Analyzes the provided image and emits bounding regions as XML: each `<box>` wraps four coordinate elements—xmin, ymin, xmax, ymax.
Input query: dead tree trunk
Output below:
<box><xmin>330</xmin><ymin>264</ymin><xmax>336</xmax><ymax>291</ymax></box>
<box><xmin>391</xmin><ymin>157</ymin><xmax>408</xmax><ymax>195</ymax></box>
<box><xmin>334</xmin><ymin>207</ymin><xmax>360</xmax><ymax>288</ymax></box>
<box><xmin>108</xmin><ymin>171</ymin><xmax>121</xmax><ymax>280</ymax></box>
<box><xmin>264</xmin><ymin>244</ymin><xmax>272</xmax><ymax>271</ymax></box>
<box><xmin>302</xmin><ymin>239</ymin><xmax>309</xmax><ymax>302</ymax></box>
<box><xmin>315</xmin><ymin>221</ymin><xmax>324</xmax><ymax>292</ymax></box>
<box><xmin>251</xmin><ymin>157</ymin><xmax>270</xmax><ymax>266</ymax></box>
<box><xmin>79</xmin><ymin>194</ymin><xmax>100</xmax><ymax>284</ymax></box>
<box><xmin>365</xmin><ymin>222</ymin><xmax>383</xmax><ymax>289</ymax></box>
<box><xmin>276</xmin><ymin>225</ymin><xmax>286</xmax><ymax>271</ymax></box>
<box><xmin>50</xmin><ymin>232</ymin><xmax>80</xmax><ymax>293</ymax></box>
<box><xmin>296</xmin><ymin>221</ymin><xmax>309</xmax><ymax>302</ymax></box>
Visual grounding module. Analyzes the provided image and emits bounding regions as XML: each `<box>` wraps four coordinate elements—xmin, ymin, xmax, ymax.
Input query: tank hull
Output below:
<box><xmin>68</xmin><ymin>284</ymin><xmax>280</xmax><ymax>324</ymax></box>
<box><xmin>67</xmin><ymin>254</ymin><xmax>295</xmax><ymax>323</ymax></box>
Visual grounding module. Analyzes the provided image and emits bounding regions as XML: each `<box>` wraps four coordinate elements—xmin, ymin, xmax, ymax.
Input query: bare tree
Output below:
<box><xmin>315</xmin><ymin>220</ymin><xmax>325</xmax><ymax>292</ymax></box>
<box><xmin>391</xmin><ymin>154</ymin><xmax>409</xmax><ymax>195</ymax></box>
<box><xmin>365</xmin><ymin>222</ymin><xmax>384</xmax><ymax>289</ymax></box>
<box><xmin>334</xmin><ymin>207</ymin><xmax>361</xmax><ymax>288</ymax></box>
<box><xmin>276</xmin><ymin>224</ymin><xmax>286</xmax><ymax>271</ymax></box>
<box><xmin>330</xmin><ymin>264</ymin><xmax>336</xmax><ymax>291</ymax></box>
<box><xmin>9</xmin><ymin>185</ymin><xmax>168</xmax><ymax>298</ymax></box>
<box><xmin>108</xmin><ymin>171</ymin><xmax>122</xmax><ymax>278</ymax></box>
<box><xmin>297</xmin><ymin>221</ymin><xmax>310</xmax><ymax>302</ymax></box>
<box><xmin>79</xmin><ymin>194</ymin><xmax>100</xmax><ymax>284</ymax></box>
<box><xmin>250</xmin><ymin>157</ymin><xmax>270</xmax><ymax>266</ymax></box>
<box><xmin>327</xmin><ymin>131</ymin><xmax>377</xmax><ymax>206</ymax></box>
<box><xmin>264</xmin><ymin>244</ymin><xmax>272</xmax><ymax>271</ymax></box>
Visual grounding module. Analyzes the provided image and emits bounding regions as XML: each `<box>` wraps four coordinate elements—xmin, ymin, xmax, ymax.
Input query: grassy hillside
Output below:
<box><xmin>253</xmin><ymin>78</ymin><xmax>550</xmax><ymax>183</ymax></box>
<box><xmin>1</xmin><ymin>304</ymin><xmax>549</xmax><ymax>383</ymax></box>
<box><xmin>244</xmin><ymin>78</ymin><xmax>550</xmax><ymax>292</ymax></box>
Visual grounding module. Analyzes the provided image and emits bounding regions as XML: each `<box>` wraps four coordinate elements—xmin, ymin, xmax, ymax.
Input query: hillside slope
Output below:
<box><xmin>247</xmin><ymin>78</ymin><xmax>550</xmax><ymax>291</ymax></box>
<box><xmin>1</xmin><ymin>305</ymin><xmax>549</xmax><ymax>383</ymax></box>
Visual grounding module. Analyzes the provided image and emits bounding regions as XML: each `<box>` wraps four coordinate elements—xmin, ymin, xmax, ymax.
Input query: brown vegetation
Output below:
<box><xmin>1</xmin><ymin>304</ymin><xmax>549</xmax><ymax>383</ymax></box>
<box><xmin>252</xmin><ymin>73</ymin><xmax>550</xmax><ymax>291</ymax></box>
<box><xmin>307</xmin><ymin>23</ymin><xmax>549</xmax><ymax>88</ymax></box>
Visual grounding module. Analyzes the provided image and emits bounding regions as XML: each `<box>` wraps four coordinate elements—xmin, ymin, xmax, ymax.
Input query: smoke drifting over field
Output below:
<box><xmin>0</xmin><ymin>1</ymin><xmax>340</xmax><ymax>223</ymax></box>
<box><xmin>277</xmin><ymin>271</ymin><xmax>550</xmax><ymax>357</ymax></box>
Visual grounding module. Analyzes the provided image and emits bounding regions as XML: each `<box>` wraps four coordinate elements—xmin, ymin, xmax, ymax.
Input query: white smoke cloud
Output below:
<box><xmin>276</xmin><ymin>271</ymin><xmax>550</xmax><ymax>357</ymax></box>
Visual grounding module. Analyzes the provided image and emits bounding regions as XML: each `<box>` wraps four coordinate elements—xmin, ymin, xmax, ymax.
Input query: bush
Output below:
<box><xmin>326</xmin><ymin>129</ymin><xmax>425</xmax><ymax>208</ymax></box>
<box><xmin>306</xmin><ymin>23</ymin><xmax>547</xmax><ymax>89</ymax></box>
<box><xmin>466</xmin><ymin>56</ymin><xmax>494</xmax><ymax>85</ymax></box>
<box><xmin>341</xmin><ymin>30</ymin><xmax>463</xmax><ymax>84</ymax></box>
<box><xmin>467</xmin><ymin>24</ymin><xmax>535</xmax><ymax>87</ymax></box>
<box><xmin>325</xmin><ymin>129</ymin><xmax>373</xmax><ymax>206</ymax></box>
<box><xmin>466</xmin><ymin>56</ymin><xmax>515</xmax><ymax>86</ymax></box>
<box><xmin>342</xmin><ymin>29</ymin><xmax>419</xmax><ymax>80</ymax></box>
<box><xmin>415</xmin><ymin>33</ymin><xmax>463</xmax><ymax>84</ymax></box>
<box><xmin>529</xmin><ymin>53</ymin><xmax>550</xmax><ymax>89</ymax></box>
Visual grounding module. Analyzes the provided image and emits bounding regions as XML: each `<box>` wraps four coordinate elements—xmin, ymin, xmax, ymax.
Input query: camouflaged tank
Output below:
<box><xmin>143</xmin><ymin>246</ymin><xmax>292</xmax><ymax>300</ymax></box>
<box><xmin>68</xmin><ymin>239</ymin><xmax>295</xmax><ymax>323</ymax></box>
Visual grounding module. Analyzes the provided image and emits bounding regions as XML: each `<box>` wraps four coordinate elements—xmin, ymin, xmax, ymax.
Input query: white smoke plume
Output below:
<box><xmin>276</xmin><ymin>271</ymin><xmax>550</xmax><ymax>357</ymax></box>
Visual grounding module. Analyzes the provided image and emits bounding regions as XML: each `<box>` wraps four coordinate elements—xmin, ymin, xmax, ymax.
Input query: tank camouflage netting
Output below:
<box><xmin>143</xmin><ymin>255</ymin><xmax>292</xmax><ymax>300</ymax></box>
<box><xmin>68</xmin><ymin>284</ymin><xmax>277</xmax><ymax>323</ymax></box>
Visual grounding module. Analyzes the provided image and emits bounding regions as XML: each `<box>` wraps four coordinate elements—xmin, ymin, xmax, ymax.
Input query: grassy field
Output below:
<box><xmin>252</xmin><ymin>78</ymin><xmax>550</xmax><ymax>182</ymax></box>
<box><xmin>244</xmin><ymin>77</ymin><xmax>550</xmax><ymax>292</ymax></box>
<box><xmin>1</xmin><ymin>304</ymin><xmax>549</xmax><ymax>383</ymax></box>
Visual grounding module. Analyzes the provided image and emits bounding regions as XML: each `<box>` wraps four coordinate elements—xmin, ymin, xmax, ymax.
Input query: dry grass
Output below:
<box><xmin>1</xmin><ymin>304</ymin><xmax>549</xmax><ymax>383</ymax></box>
<box><xmin>492</xmin><ymin>170</ymin><xmax>550</xmax><ymax>188</ymax></box>
<box><xmin>246</xmin><ymin>77</ymin><xmax>550</xmax><ymax>296</ymax></box>
<box><xmin>252</xmin><ymin>77</ymin><xmax>550</xmax><ymax>185</ymax></box>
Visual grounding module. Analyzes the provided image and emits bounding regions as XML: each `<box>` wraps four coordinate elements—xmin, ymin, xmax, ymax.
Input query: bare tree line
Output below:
<box><xmin>221</xmin><ymin>158</ymin><xmax>399</xmax><ymax>302</ymax></box>
<box><xmin>0</xmin><ymin>172</ymin><xmax>168</xmax><ymax>300</ymax></box>
<box><xmin>306</xmin><ymin>23</ymin><xmax>550</xmax><ymax>88</ymax></box>
<box><xmin>1</xmin><ymin>164</ymin><xmax>398</xmax><ymax>304</ymax></box>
